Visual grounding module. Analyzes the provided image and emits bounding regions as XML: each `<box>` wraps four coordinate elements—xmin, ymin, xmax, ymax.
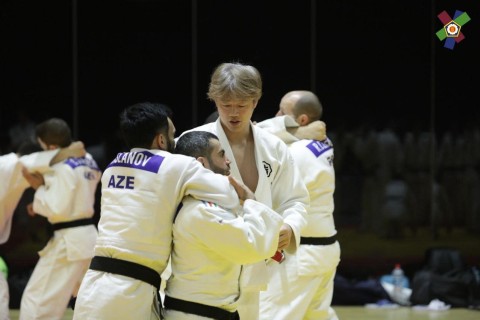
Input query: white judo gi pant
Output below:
<box><xmin>259</xmin><ymin>241</ymin><xmax>341</xmax><ymax>320</ymax></box>
<box><xmin>0</xmin><ymin>271</ymin><xmax>9</xmax><ymax>320</ymax></box>
<box><xmin>19</xmin><ymin>234</ymin><xmax>90</xmax><ymax>320</ymax></box>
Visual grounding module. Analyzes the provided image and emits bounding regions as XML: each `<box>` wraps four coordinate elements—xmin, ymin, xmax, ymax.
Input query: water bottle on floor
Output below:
<box><xmin>391</xmin><ymin>263</ymin><xmax>412</xmax><ymax>305</ymax></box>
<box><xmin>392</xmin><ymin>264</ymin><xmax>404</xmax><ymax>299</ymax></box>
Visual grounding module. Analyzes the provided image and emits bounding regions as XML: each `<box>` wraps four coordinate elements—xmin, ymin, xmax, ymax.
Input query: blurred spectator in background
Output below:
<box><xmin>8</xmin><ymin>109</ymin><xmax>36</xmax><ymax>153</ymax></box>
<box><xmin>379</xmin><ymin>172</ymin><xmax>417</xmax><ymax>239</ymax></box>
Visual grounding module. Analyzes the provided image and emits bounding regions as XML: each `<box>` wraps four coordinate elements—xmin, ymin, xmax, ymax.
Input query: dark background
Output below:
<box><xmin>1</xmin><ymin>0</ymin><xmax>478</xmax><ymax>146</ymax></box>
<box><xmin>0</xmin><ymin>0</ymin><xmax>479</xmax><ymax>301</ymax></box>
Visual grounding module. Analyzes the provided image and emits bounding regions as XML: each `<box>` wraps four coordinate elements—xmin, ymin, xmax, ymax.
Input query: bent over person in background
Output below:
<box><xmin>257</xmin><ymin>90</ymin><xmax>341</xmax><ymax>320</ymax></box>
<box><xmin>73</xmin><ymin>102</ymin><xmax>246</xmax><ymax>320</ymax></box>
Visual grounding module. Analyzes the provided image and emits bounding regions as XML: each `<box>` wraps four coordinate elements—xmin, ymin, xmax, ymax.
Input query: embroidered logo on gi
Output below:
<box><xmin>83</xmin><ymin>171</ymin><xmax>97</xmax><ymax>180</ymax></box>
<box><xmin>327</xmin><ymin>155</ymin><xmax>334</xmax><ymax>167</ymax></box>
<box><xmin>201</xmin><ymin>201</ymin><xmax>218</xmax><ymax>208</ymax></box>
<box><xmin>263</xmin><ymin>161</ymin><xmax>272</xmax><ymax>177</ymax></box>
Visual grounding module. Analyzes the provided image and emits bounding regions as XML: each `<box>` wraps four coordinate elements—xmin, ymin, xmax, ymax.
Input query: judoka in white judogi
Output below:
<box><xmin>163</xmin><ymin>196</ymin><xmax>284</xmax><ymax>319</ymax></box>
<box><xmin>73</xmin><ymin>149</ymin><xmax>242</xmax><ymax>320</ymax></box>
<box><xmin>180</xmin><ymin>119</ymin><xmax>309</xmax><ymax>319</ymax></box>
<box><xmin>258</xmin><ymin>114</ymin><xmax>341</xmax><ymax>320</ymax></box>
<box><xmin>0</xmin><ymin>150</ymin><xmax>59</xmax><ymax>320</ymax></box>
<box><xmin>19</xmin><ymin>153</ymin><xmax>101</xmax><ymax>320</ymax></box>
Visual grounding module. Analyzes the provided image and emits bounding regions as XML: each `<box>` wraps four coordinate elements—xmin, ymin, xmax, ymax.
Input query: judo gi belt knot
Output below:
<box><xmin>164</xmin><ymin>295</ymin><xmax>240</xmax><ymax>320</ymax></box>
<box><xmin>300</xmin><ymin>235</ymin><xmax>337</xmax><ymax>245</ymax></box>
<box><xmin>51</xmin><ymin>218</ymin><xmax>95</xmax><ymax>231</ymax></box>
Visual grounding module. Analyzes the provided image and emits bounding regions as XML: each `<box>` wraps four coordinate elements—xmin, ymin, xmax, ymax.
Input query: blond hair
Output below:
<box><xmin>207</xmin><ymin>62</ymin><xmax>262</xmax><ymax>102</ymax></box>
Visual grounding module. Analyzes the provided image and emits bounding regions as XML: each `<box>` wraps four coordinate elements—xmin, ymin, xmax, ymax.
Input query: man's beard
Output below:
<box><xmin>166</xmin><ymin>138</ymin><xmax>175</xmax><ymax>153</ymax></box>
<box><xmin>210</xmin><ymin>162</ymin><xmax>230</xmax><ymax>176</ymax></box>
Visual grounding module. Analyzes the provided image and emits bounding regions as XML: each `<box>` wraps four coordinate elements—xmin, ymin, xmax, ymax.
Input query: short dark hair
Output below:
<box><xmin>175</xmin><ymin>131</ymin><xmax>218</xmax><ymax>159</ymax></box>
<box><xmin>35</xmin><ymin>118</ymin><xmax>72</xmax><ymax>148</ymax></box>
<box><xmin>119</xmin><ymin>102</ymin><xmax>172</xmax><ymax>149</ymax></box>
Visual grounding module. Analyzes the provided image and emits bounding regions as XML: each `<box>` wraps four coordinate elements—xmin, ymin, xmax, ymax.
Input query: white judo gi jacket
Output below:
<box><xmin>181</xmin><ymin>120</ymin><xmax>309</xmax><ymax>319</ymax></box>
<box><xmin>73</xmin><ymin>148</ymin><xmax>241</xmax><ymax>320</ymax></box>
<box><xmin>20</xmin><ymin>153</ymin><xmax>101</xmax><ymax>320</ymax></box>
<box><xmin>1</xmin><ymin>151</ymin><xmax>59</xmax><ymax>243</ymax></box>
<box><xmin>0</xmin><ymin>151</ymin><xmax>58</xmax><ymax>320</ymax></box>
<box><xmin>163</xmin><ymin>197</ymin><xmax>284</xmax><ymax>319</ymax></box>
<box><xmin>258</xmin><ymin>116</ymin><xmax>341</xmax><ymax>320</ymax></box>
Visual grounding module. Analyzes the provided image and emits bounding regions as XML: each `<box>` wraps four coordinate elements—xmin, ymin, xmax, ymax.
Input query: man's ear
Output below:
<box><xmin>158</xmin><ymin>133</ymin><xmax>168</xmax><ymax>150</ymax></box>
<box><xmin>197</xmin><ymin>156</ymin><xmax>207</xmax><ymax>168</ymax></box>
<box><xmin>152</xmin><ymin>133</ymin><xmax>164</xmax><ymax>150</ymax></box>
<box><xmin>298</xmin><ymin>114</ymin><xmax>309</xmax><ymax>126</ymax></box>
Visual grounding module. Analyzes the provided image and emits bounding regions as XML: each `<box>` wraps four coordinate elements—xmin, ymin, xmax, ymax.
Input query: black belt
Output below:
<box><xmin>164</xmin><ymin>296</ymin><xmax>239</xmax><ymax>320</ymax></box>
<box><xmin>89</xmin><ymin>256</ymin><xmax>161</xmax><ymax>292</ymax></box>
<box><xmin>51</xmin><ymin>218</ymin><xmax>95</xmax><ymax>231</ymax></box>
<box><xmin>300</xmin><ymin>235</ymin><xmax>337</xmax><ymax>245</ymax></box>
<box><xmin>89</xmin><ymin>256</ymin><xmax>163</xmax><ymax>315</ymax></box>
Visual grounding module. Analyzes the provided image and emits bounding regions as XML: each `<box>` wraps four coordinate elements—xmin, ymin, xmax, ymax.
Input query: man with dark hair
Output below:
<box><xmin>163</xmin><ymin>131</ymin><xmax>283</xmax><ymax>319</ymax></box>
<box><xmin>73</xmin><ymin>102</ymin><xmax>249</xmax><ymax>320</ymax></box>
<box><xmin>19</xmin><ymin>118</ymin><xmax>101</xmax><ymax>320</ymax></box>
<box><xmin>173</xmin><ymin>131</ymin><xmax>219</xmax><ymax>160</ymax></box>
<box><xmin>35</xmin><ymin>118</ymin><xmax>73</xmax><ymax>148</ymax></box>
<box><xmin>119</xmin><ymin>102</ymin><xmax>175</xmax><ymax>152</ymax></box>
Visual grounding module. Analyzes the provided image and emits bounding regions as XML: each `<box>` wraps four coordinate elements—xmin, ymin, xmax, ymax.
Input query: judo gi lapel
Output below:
<box><xmin>213</xmin><ymin>120</ymin><xmax>273</xmax><ymax>207</ymax></box>
<box><xmin>212</xmin><ymin>121</ymin><xmax>272</xmax><ymax>291</ymax></box>
<box><xmin>250</xmin><ymin>124</ymin><xmax>273</xmax><ymax>207</ymax></box>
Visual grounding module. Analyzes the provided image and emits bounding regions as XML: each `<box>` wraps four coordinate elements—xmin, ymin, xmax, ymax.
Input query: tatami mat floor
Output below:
<box><xmin>9</xmin><ymin>306</ymin><xmax>480</xmax><ymax>320</ymax></box>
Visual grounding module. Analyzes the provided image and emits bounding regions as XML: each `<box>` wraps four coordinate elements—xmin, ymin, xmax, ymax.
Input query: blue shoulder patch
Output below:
<box><xmin>65</xmin><ymin>157</ymin><xmax>100</xmax><ymax>171</ymax></box>
<box><xmin>305</xmin><ymin>140</ymin><xmax>333</xmax><ymax>158</ymax></box>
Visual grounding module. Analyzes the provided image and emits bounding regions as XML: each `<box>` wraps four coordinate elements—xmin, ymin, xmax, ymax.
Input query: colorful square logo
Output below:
<box><xmin>436</xmin><ymin>10</ymin><xmax>471</xmax><ymax>50</ymax></box>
